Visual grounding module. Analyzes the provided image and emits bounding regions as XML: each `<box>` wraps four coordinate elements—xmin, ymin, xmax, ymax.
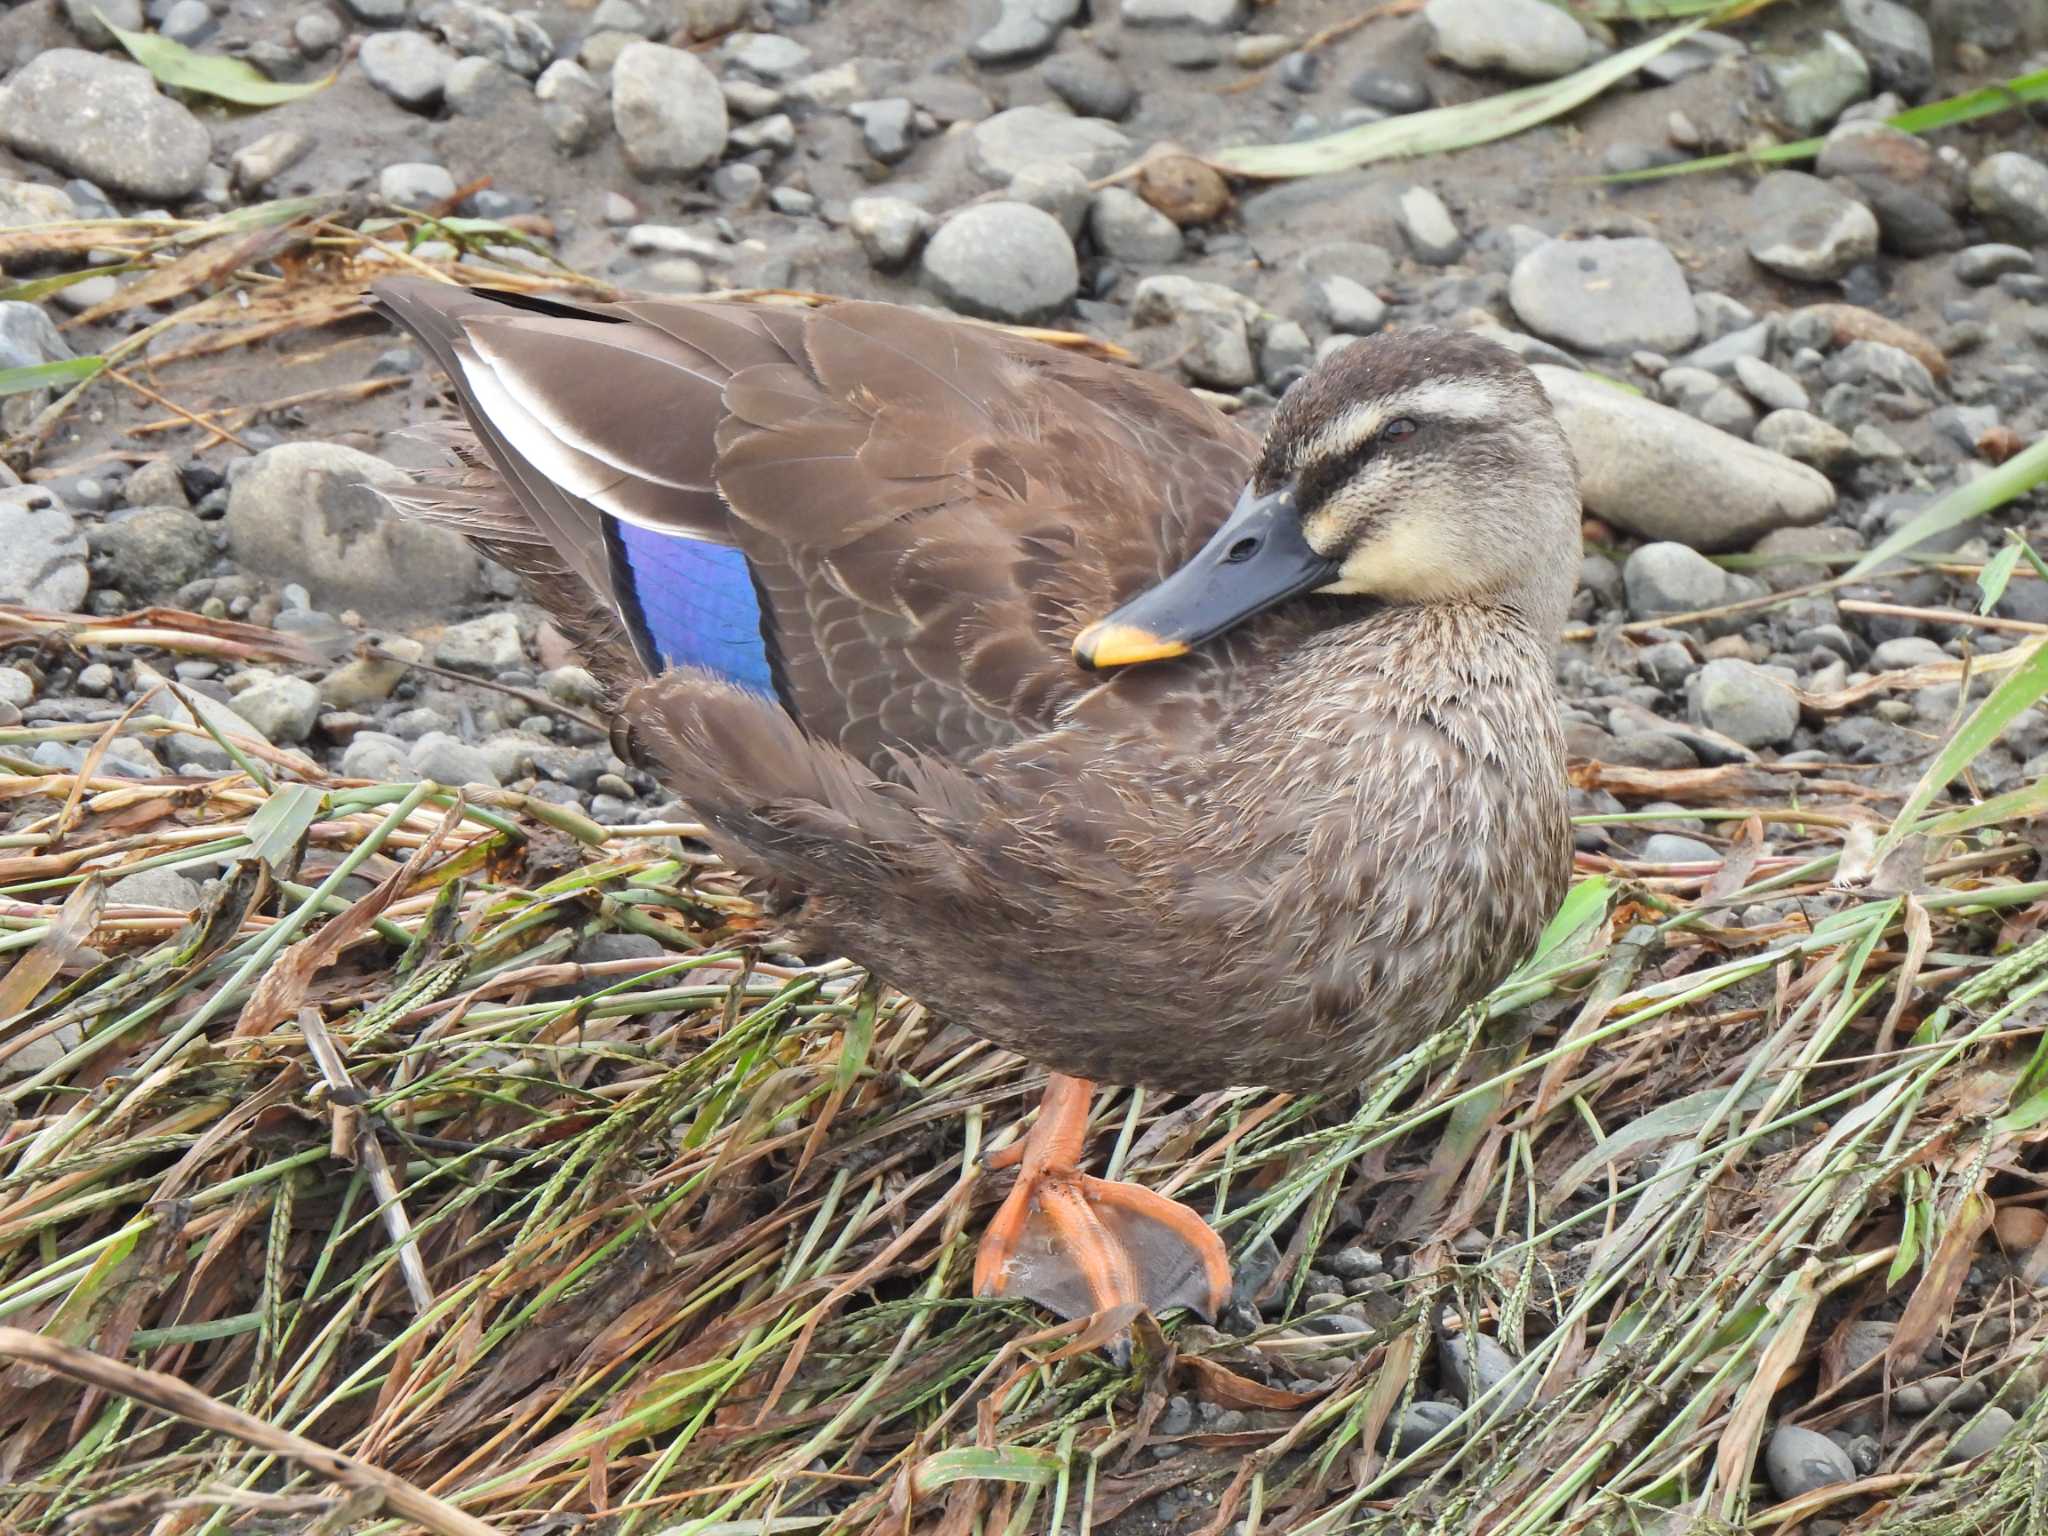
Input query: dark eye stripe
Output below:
<box><xmin>1297</xmin><ymin>438</ymin><xmax>1377</xmax><ymax>510</ymax></box>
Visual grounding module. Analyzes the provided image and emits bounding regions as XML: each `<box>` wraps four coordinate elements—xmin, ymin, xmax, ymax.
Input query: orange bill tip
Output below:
<box><xmin>1074</xmin><ymin>621</ymin><xmax>1192</xmax><ymax>670</ymax></box>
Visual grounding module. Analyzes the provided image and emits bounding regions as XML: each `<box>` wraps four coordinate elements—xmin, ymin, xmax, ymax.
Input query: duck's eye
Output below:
<box><xmin>1381</xmin><ymin>417</ymin><xmax>1418</xmax><ymax>441</ymax></box>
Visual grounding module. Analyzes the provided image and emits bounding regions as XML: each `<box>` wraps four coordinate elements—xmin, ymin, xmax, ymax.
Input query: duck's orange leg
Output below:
<box><xmin>974</xmin><ymin>1074</ymin><xmax>1232</xmax><ymax>1325</ymax></box>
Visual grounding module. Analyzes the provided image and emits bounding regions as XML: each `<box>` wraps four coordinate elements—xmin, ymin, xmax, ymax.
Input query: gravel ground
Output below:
<box><xmin>4</xmin><ymin>0</ymin><xmax>2048</xmax><ymax>1507</ymax></box>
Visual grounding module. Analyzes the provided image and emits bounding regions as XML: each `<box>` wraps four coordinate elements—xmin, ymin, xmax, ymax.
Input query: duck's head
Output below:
<box><xmin>1075</xmin><ymin>327</ymin><xmax>1580</xmax><ymax>670</ymax></box>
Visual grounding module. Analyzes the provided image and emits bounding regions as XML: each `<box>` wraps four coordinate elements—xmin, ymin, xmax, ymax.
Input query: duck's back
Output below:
<box><xmin>370</xmin><ymin>279</ymin><xmax>1259</xmax><ymax>775</ymax></box>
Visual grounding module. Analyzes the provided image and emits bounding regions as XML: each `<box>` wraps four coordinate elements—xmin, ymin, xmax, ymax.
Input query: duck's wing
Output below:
<box><xmin>369</xmin><ymin>278</ymin><xmax>1257</xmax><ymax>773</ymax></box>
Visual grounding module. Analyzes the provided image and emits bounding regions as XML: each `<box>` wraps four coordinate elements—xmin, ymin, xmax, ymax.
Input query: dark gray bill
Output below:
<box><xmin>1073</xmin><ymin>485</ymin><xmax>1334</xmax><ymax>670</ymax></box>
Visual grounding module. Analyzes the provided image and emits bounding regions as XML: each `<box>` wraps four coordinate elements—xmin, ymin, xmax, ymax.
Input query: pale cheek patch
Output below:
<box><xmin>1317</xmin><ymin>520</ymin><xmax>1469</xmax><ymax>601</ymax></box>
<box><xmin>1301</xmin><ymin>506</ymin><xmax>1352</xmax><ymax>558</ymax></box>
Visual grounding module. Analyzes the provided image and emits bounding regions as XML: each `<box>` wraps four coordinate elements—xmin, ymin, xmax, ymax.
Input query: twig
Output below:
<box><xmin>1838</xmin><ymin>598</ymin><xmax>2048</xmax><ymax>637</ymax></box>
<box><xmin>0</xmin><ymin>1327</ymin><xmax>502</xmax><ymax>1536</ymax></box>
<box><xmin>298</xmin><ymin>1006</ymin><xmax>435</xmax><ymax>1314</ymax></box>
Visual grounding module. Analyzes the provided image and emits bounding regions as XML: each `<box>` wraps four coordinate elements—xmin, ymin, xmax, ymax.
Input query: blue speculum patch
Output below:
<box><xmin>608</xmin><ymin>521</ymin><xmax>778</xmax><ymax>697</ymax></box>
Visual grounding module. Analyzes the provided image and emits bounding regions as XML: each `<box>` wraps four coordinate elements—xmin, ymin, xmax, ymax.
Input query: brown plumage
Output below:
<box><xmin>371</xmin><ymin>277</ymin><xmax>1580</xmax><ymax>1324</ymax></box>
<box><xmin>370</xmin><ymin>278</ymin><xmax>1578</xmax><ymax>1094</ymax></box>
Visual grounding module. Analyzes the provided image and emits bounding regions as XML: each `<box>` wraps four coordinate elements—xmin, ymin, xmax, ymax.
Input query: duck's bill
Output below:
<box><xmin>1073</xmin><ymin>485</ymin><xmax>1336</xmax><ymax>670</ymax></box>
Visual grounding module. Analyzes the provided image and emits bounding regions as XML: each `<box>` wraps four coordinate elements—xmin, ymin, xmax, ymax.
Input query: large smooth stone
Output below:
<box><xmin>1534</xmin><ymin>365</ymin><xmax>1835</xmax><ymax>552</ymax></box>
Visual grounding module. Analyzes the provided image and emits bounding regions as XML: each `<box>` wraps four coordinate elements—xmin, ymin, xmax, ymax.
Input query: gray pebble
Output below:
<box><xmin>1764</xmin><ymin>1424</ymin><xmax>1855</xmax><ymax>1499</ymax></box>
<box><xmin>1943</xmin><ymin>1406</ymin><xmax>2014</xmax><ymax>1462</ymax></box>
<box><xmin>360</xmin><ymin>30</ymin><xmax>461</xmax><ymax>111</ymax></box>
<box><xmin>1692</xmin><ymin>658</ymin><xmax>1800</xmax><ymax>748</ymax></box>
<box><xmin>1510</xmin><ymin>237</ymin><xmax>1698</xmax><ymax>356</ymax></box>
<box><xmin>1747</xmin><ymin>171</ymin><xmax>1879</xmax><ymax>282</ymax></box>
<box><xmin>847</xmin><ymin>195</ymin><xmax>932</xmax><ymax>270</ymax></box>
<box><xmin>0</xmin><ymin>487</ymin><xmax>89</xmax><ymax>611</ymax></box>
<box><xmin>1089</xmin><ymin>187</ymin><xmax>1182</xmax><ymax>264</ymax></box>
<box><xmin>1044</xmin><ymin>50</ymin><xmax>1136</xmax><ymax>119</ymax></box>
<box><xmin>969</xmin><ymin>0</ymin><xmax>1082</xmax><ymax>66</ymax></box>
<box><xmin>1840</xmin><ymin>0</ymin><xmax>1932</xmax><ymax>98</ymax></box>
<box><xmin>107</xmin><ymin>866</ymin><xmax>206</xmax><ymax>911</ymax></box>
<box><xmin>1396</xmin><ymin>184</ymin><xmax>1463</xmax><ymax>264</ymax></box>
<box><xmin>1437</xmin><ymin>1329</ymin><xmax>1532</xmax><ymax>1415</ymax></box>
<box><xmin>1753</xmin><ymin>31</ymin><xmax>1871</xmax><ymax>136</ymax></box>
<box><xmin>1378</xmin><ymin>1399</ymin><xmax>1461</xmax><ymax>1456</ymax></box>
<box><xmin>293</xmin><ymin>7</ymin><xmax>343</xmax><ymax>53</ymax></box>
<box><xmin>436</xmin><ymin>611</ymin><xmax>526</xmax><ymax>675</ymax></box>
<box><xmin>921</xmin><ymin>202</ymin><xmax>1079</xmax><ymax>323</ymax></box>
<box><xmin>1733</xmin><ymin>355</ymin><xmax>1809</xmax><ymax>413</ymax></box>
<box><xmin>0</xmin><ymin>49</ymin><xmax>212</xmax><ymax>201</ymax></box>
<box><xmin>1624</xmin><ymin>542</ymin><xmax>1729</xmax><ymax>620</ymax></box>
<box><xmin>410</xmin><ymin>730</ymin><xmax>501</xmax><ymax>787</ymax></box>
<box><xmin>1955</xmin><ymin>245</ymin><xmax>2035</xmax><ymax>285</ymax></box>
<box><xmin>378</xmin><ymin>161</ymin><xmax>458</xmax><ymax>208</ymax></box>
<box><xmin>968</xmin><ymin>106</ymin><xmax>1130</xmax><ymax>184</ymax></box>
<box><xmin>611</xmin><ymin>41</ymin><xmax>730</xmax><ymax>179</ymax></box>
<box><xmin>232</xmin><ymin>672</ymin><xmax>321</xmax><ymax>744</ymax></box>
<box><xmin>1423</xmin><ymin>0</ymin><xmax>1592</xmax><ymax>79</ymax></box>
<box><xmin>1969</xmin><ymin>152</ymin><xmax>2048</xmax><ymax>245</ymax></box>
<box><xmin>849</xmin><ymin>97</ymin><xmax>916</xmax><ymax>165</ymax></box>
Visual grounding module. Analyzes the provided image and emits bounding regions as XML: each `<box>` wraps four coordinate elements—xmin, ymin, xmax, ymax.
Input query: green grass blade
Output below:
<box><xmin>1848</xmin><ymin>436</ymin><xmax>2048</xmax><ymax>578</ymax></box>
<box><xmin>909</xmin><ymin>1446</ymin><xmax>1064</xmax><ymax>1496</ymax></box>
<box><xmin>1977</xmin><ymin>542</ymin><xmax>2025</xmax><ymax>614</ymax></box>
<box><xmin>102</xmin><ymin>16</ymin><xmax>336</xmax><ymax>105</ymax></box>
<box><xmin>1209</xmin><ymin>19</ymin><xmax>1708</xmax><ymax>178</ymax></box>
<box><xmin>0</xmin><ymin>266</ymin><xmax>134</xmax><ymax>304</ymax></box>
<box><xmin>1871</xmin><ymin>638</ymin><xmax>2048</xmax><ymax>866</ymax></box>
<box><xmin>0</xmin><ymin>356</ymin><xmax>104</xmax><ymax>397</ymax></box>
<box><xmin>1603</xmin><ymin>67</ymin><xmax>2048</xmax><ymax>182</ymax></box>
<box><xmin>244</xmin><ymin>784</ymin><xmax>327</xmax><ymax>869</ymax></box>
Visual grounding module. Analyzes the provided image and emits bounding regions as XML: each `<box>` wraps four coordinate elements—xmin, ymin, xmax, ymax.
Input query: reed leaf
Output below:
<box><xmin>1605</xmin><ymin>66</ymin><xmax>2048</xmax><ymax>182</ymax></box>
<box><xmin>102</xmin><ymin>16</ymin><xmax>336</xmax><ymax>105</ymax></box>
<box><xmin>1209</xmin><ymin>20</ymin><xmax>1708</xmax><ymax>179</ymax></box>
<box><xmin>1849</xmin><ymin>435</ymin><xmax>2048</xmax><ymax>577</ymax></box>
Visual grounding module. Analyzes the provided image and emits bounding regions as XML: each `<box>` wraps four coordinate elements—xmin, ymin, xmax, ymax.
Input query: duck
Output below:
<box><xmin>368</xmin><ymin>277</ymin><xmax>1580</xmax><ymax>1331</ymax></box>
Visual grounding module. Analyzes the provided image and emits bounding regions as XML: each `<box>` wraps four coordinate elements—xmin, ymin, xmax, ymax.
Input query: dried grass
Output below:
<box><xmin>1</xmin><ymin>595</ymin><xmax>2046</xmax><ymax>1536</ymax></box>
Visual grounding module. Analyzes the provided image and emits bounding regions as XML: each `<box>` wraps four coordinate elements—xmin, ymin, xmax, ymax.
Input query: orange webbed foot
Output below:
<box><xmin>974</xmin><ymin>1075</ymin><xmax>1231</xmax><ymax>1329</ymax></box>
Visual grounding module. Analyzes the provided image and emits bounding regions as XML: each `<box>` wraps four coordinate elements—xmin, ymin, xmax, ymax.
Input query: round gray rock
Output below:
<box><xmin>0</xmin><ymin>487</ymin><xmax>88</xmax><ymax>610</ymax></box>
<box><xmin>1509</xmin><ymin>237</ymin><xmax>1699</xmax><ymax>356</ymax></box>
<box><xmin>971</xmin><ymin>0</ymin><xmax>1084</xmax><ymax>65</ymax></box>
<box><xmin>1747</xmin><ymin>171</ymin><xmax>1880</xmax><ymax>281</ymax></box>
<box><xmin>436</xmin><ymin>610</ymin><xmax>525</xmax><ymax>674</ymax></box>
<box><xmin>1693</xmin><ymin>659</ymin><xmax>1801</xmax><ymax>749</ymax></box>
<box><xmin>359</xmin><ymin>31</ymin><xmax>460</xmax><ymax>111</ymax></box>
<box><xmin>225</xmin><ymin>442</ymin><xmax>479</xmax><ymax>616</ymax></box>
<box><xmin>0</xmin><ymin>49</ymin><xmax>212</xmax><ymax>201</ymax></box>
<box><xmin>1764</xmin><ymin>1424</ymin><xmax>1855</xmax><ymax>1500</ymax></box>
<box><xmin>1423</xmin><ymin>0</ymin><xmax>1592</xmax><ymax>79</ymax></box>
<box><xmin>1944</xmin><ymin>1407</ymin><xmax>2015</xmax><ymax>1464</ymax></box>
<box><xmin>1535</xmin><ymin>366</ymin><xmax>1835</xmax><ymax>551</ymax></box>
<box><xmin>107</xmin><ymin>866</ymin><xmax>205</xmax><ymax>912</ymax></box>
<box><xmin>410</xmin><ymin>730</ymin><xmax>501</xmax><ymax>787</ymax></box>
<box><xmin>233</xmin><ymin>672</ymin><xmax>322</xmax><ymax>745</ymax></box>
<box><xmin>967</xmin><ymin>105</ymin><xmax>1131</xmax><ymax>184</ymax></box>
<box><xmin>1088</xmin><ymin>187</ymin><xmax>1182</xmax><ymax>264</ymax></box>
<box><xmin>611</xmin><ymin>41</ymin><xmax>729</xmax><ymax>179</ymax></box>
<box><xmin>60</xmin><ymin>0</ymin><xmax>143</xmax><ymax>46</ymax></box>
<box><xmin>1623</xmin><ymin>542</ymin><xmax>1729</xmax><ymax>620</ymax></box>
<box><xmin>1969</xmin><ymin>151</ymin><xmax>2048</xmax><ymax>245</ymax></box>
<box><xmin>1840</xmin><ymin>0</ymin><xmax>1933</xmax><ymax>98</ymax></box>
<box><xmin>848</xmin><ymin>195</ymin><xmax>932</xmax><ymax>269</ymax></box>
<box><xmin>921</xmin><ymin>202</ymin><xmax>1078</xmax><ymax>323</ymax></box>
<box><xmin>1754</xmin><ymin>408</ymin><xmax>1853</xmax><ymax>471</ymax></box>
<box><xmin>1753</xmin><ymin>31</ymin><xmax>1871</xmax><ymax>135</ymax></box>
<box><xmin>87</xmin><ymin>506</ymin><xmax>211</xmax><ymax>602</ymax></box>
